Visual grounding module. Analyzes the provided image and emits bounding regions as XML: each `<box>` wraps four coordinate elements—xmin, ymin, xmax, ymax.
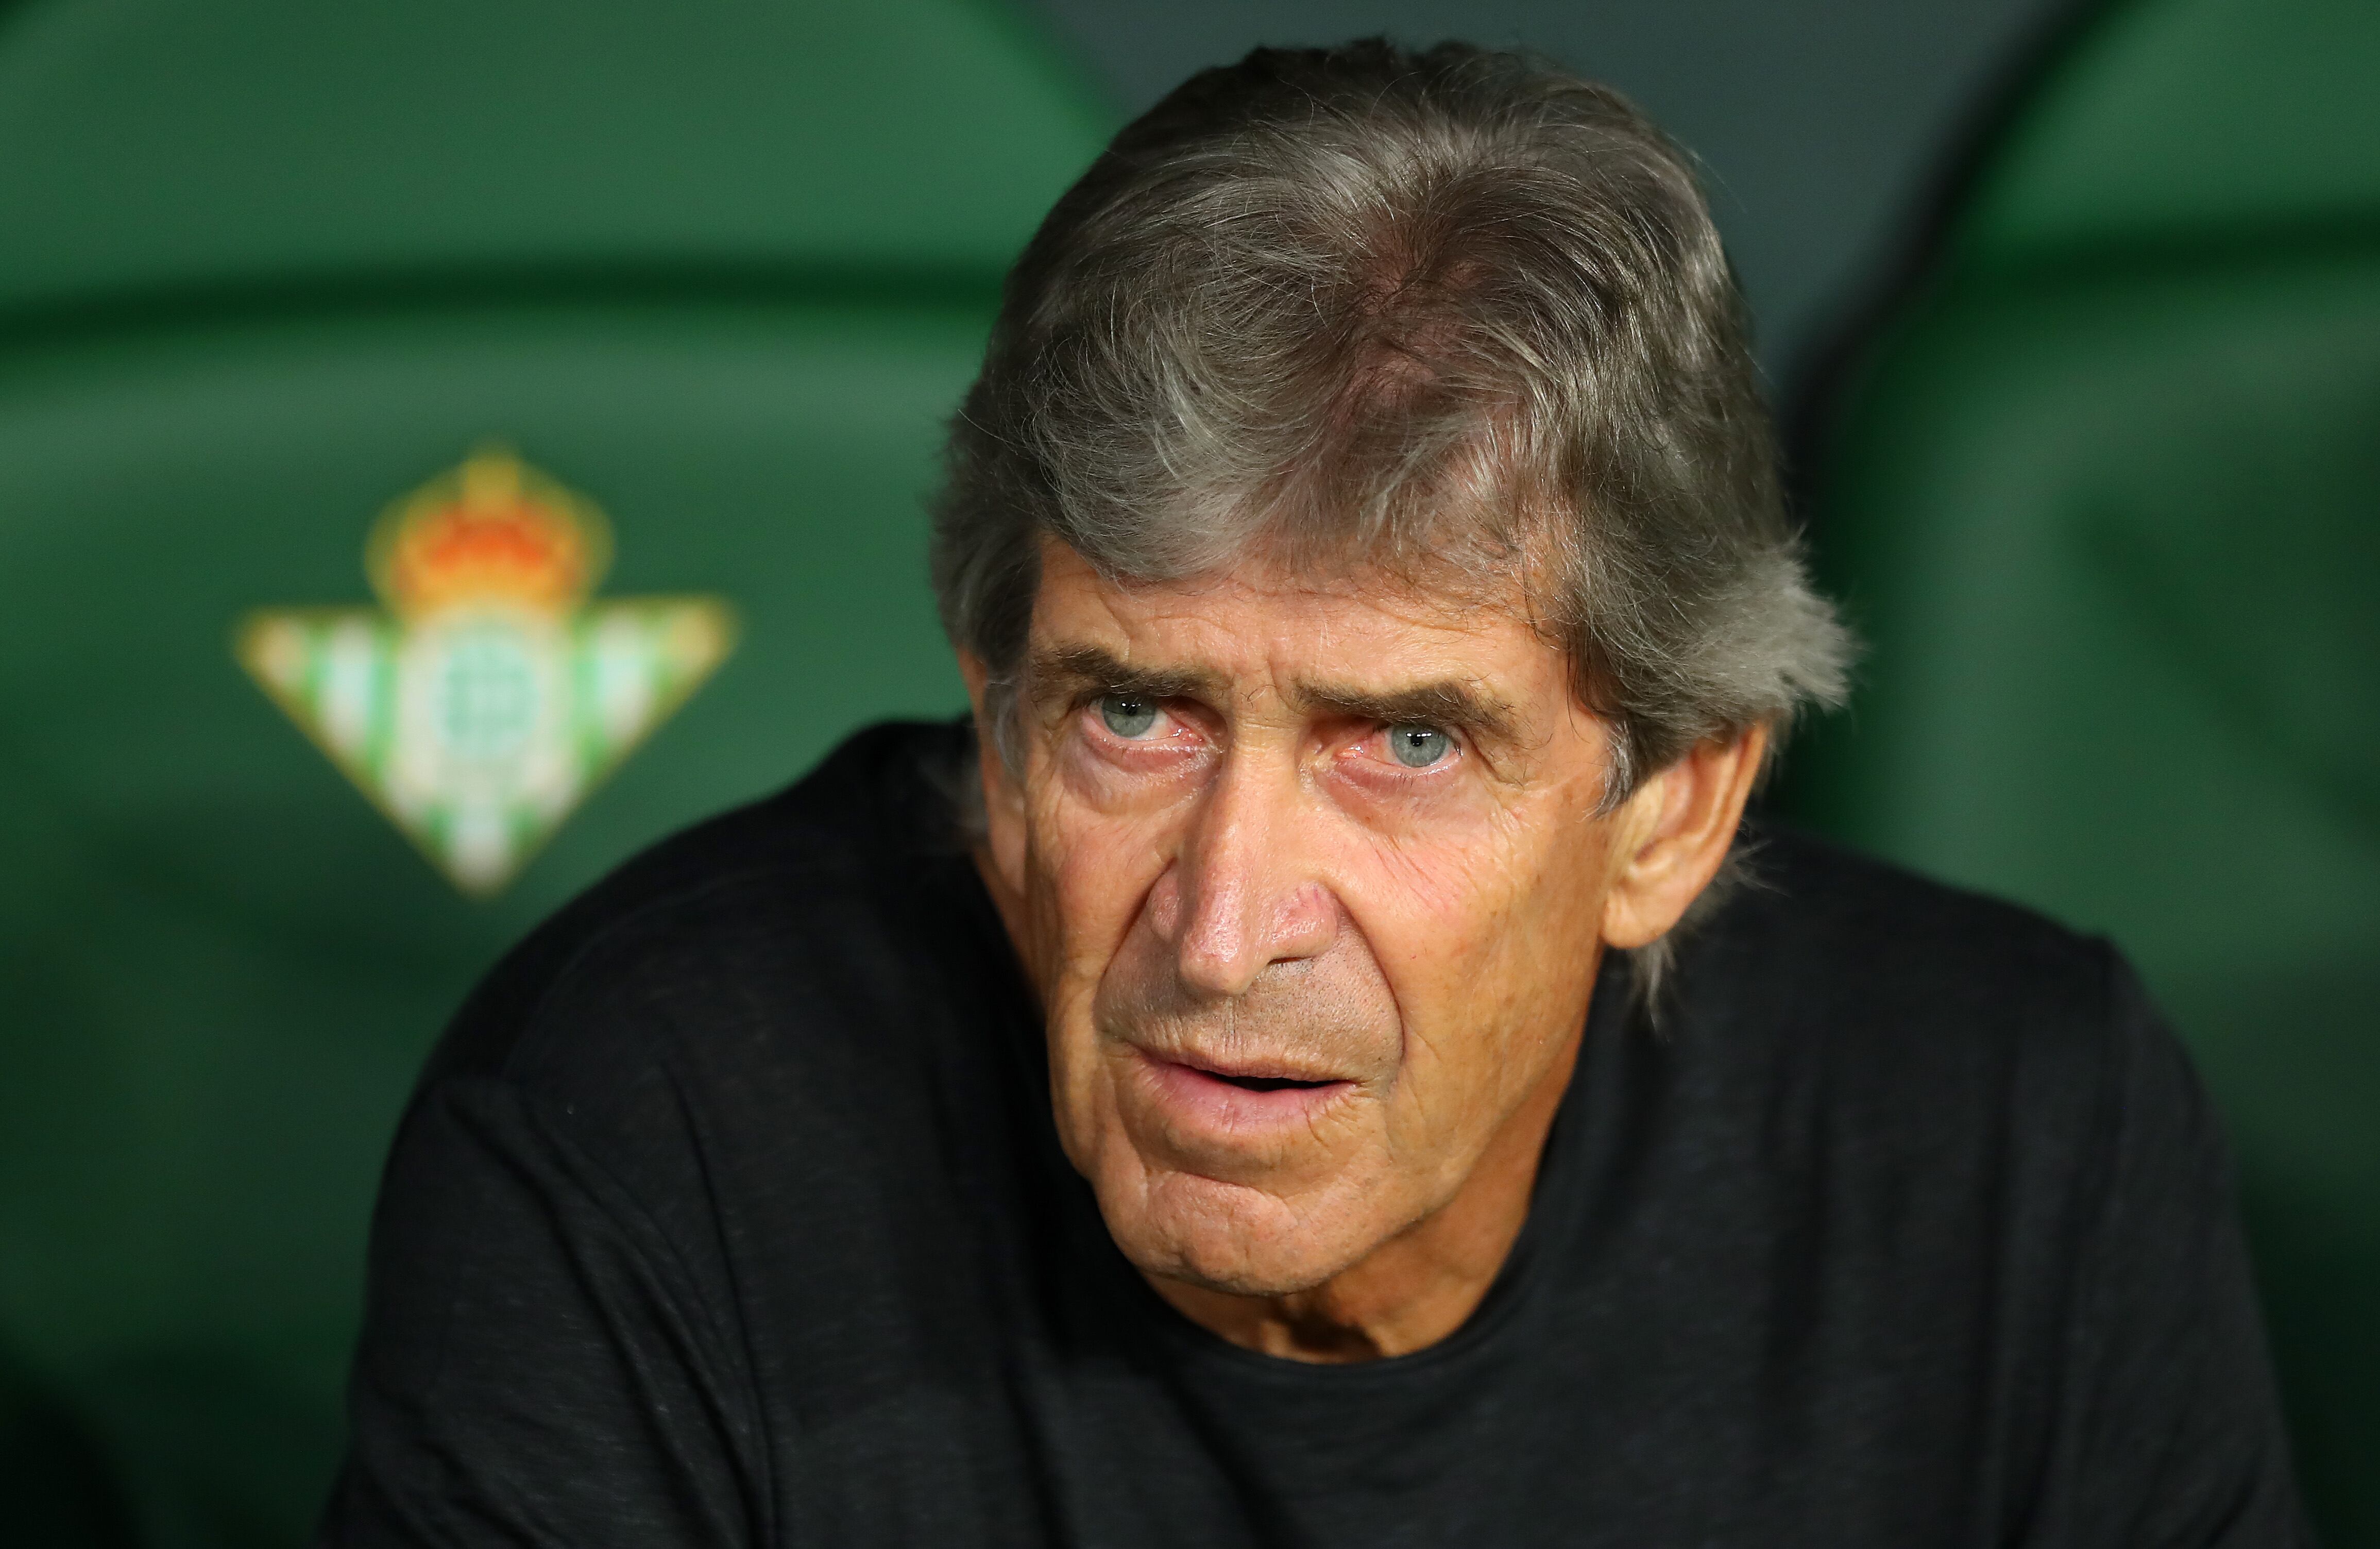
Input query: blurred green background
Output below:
<box><xmin>0</xmin><ymin>0</ymin><xmax>2369</xmax><ymax>1543</ymax></box>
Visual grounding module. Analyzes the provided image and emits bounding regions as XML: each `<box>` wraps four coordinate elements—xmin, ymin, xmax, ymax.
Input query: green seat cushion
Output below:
<box><xmin>0</xmin><ymin>1</ymin><xmax>1112</xmax><ymax>1542</ymax></box>
<box><xmin>1794</xmin><ymin>0</ymin><xmax>2380</xmax><ymax>1535</ymax></box>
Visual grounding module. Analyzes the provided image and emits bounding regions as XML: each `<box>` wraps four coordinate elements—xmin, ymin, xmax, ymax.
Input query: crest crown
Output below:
<box><xmin>369</xmin><ymin>446</ymin><xmax>611</xmax><ymax>617</ymax></box>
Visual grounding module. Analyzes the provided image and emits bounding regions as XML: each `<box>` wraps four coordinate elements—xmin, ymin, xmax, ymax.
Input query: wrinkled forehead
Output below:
<box><xmin>1024</xmin><ymin>536</ymin><xmax>1572</xmax><ymax>725</ymax></box>
<box><xmin>1035</xmin><ymin>523</ymin><xmax>1550</xmax><ymax>633</ymax></box>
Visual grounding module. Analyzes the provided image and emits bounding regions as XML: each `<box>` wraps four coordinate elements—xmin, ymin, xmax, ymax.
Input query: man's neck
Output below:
<box><xmin>1142</xmin><ymin>1029</ymin><xmax>1583</xmax><ymax>1363</ymax></box>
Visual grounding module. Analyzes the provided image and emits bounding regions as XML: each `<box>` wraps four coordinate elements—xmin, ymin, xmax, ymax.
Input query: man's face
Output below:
<box><xmin>977</xmin><ymin>540</ymin><xmax>1634</xmax><ymax>1298</ymax></box>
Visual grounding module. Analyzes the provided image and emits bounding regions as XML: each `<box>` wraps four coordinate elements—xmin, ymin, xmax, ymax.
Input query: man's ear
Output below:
<box><xmin>956</xmin><ymin>651</ymin><xmax>1030</xmax><ymax>902</ymax></box>
<box><xmin>1600</xmin><ymin>723</ymin><xmax>1769</xmax><ymax>951</ymax></box>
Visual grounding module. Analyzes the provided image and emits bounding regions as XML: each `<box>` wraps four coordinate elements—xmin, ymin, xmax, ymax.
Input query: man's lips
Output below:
<box><xmin>1160</xmin><ymin>1048</ymin><xmax>1346</xmax><ymax>1089</ymax></box>
<box><xmin>1129</xmin><ymin>1047</ymin><xmax>1356</xmax><ymax>1136</ymax></box>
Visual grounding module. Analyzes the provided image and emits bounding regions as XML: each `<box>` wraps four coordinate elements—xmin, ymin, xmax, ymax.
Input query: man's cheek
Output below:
<box><xmin>1356</xmin><ymin>834</ymin><xmax>1517</xmax><ymax>982</ymax></box>
<box><xmin>1044</xmin><ymin>809</ymin><xmax>1170</xmax><ymax>960</ymax></box>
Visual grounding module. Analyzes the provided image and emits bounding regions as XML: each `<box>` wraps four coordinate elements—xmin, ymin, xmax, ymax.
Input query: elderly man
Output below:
<box><xmin>322</xmin><ymin>40</ymin><xmax>2306</xmax><ymax>1548</ymax></box>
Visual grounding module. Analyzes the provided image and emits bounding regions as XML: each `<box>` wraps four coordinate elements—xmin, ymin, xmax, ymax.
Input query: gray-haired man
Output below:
<box><xmin>324</xmin><ymin>41</ymin><xmax>2307</xmax><ymax>1548</ymax></box>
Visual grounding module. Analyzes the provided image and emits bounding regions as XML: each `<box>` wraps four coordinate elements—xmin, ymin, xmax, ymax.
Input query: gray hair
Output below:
<box><xmin>931</xmin><ymin>40</ymin><xmax>1852</xmax><ymax>996</ymax></box>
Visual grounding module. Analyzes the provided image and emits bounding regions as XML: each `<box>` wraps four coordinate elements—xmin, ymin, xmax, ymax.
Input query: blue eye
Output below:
<box><xmin>1098</xmin><ymin>694</ymin><xmax>1159</xmax><ymax>738</ymax></box>
<box><xmin>1387</xmin><ymin>724</ymin><xmax>1452</xmax><ymax>768</ymax></box>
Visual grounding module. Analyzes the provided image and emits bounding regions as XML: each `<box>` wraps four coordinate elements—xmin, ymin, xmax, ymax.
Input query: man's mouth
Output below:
<box><xmin>1157</xmin><ymin>1050</ymin><xmax>1346</xmax><ymax>1090</ymax></box>
<box><xmin>1209</xmin><ymin>1072</ymin><xmax>1334</xmax><ymax>1092</ymax></box>
<box><xmin>1129</xmin><ymin>1048</ymin><xmax>1357</xmax><ymax>1138</ymax></box>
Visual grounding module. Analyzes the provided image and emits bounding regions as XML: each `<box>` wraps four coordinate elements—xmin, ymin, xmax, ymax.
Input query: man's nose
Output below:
<box><xmin>1147</xmin><ymin>751</ymin><xmax>1338</xmax><ymax>997</ymax></box>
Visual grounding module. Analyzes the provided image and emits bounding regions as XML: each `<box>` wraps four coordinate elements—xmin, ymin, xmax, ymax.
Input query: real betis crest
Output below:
<box><xmin>237</xmin><ymin>447</ymin><xmax>736</xmax><ymax>896</ymax></box>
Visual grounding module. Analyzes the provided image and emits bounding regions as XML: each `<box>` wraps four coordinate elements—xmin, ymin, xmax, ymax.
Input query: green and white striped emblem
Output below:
<box><xmin>237</xmin><ymin>448</ymin><xmax>735</xmax><ymax>895</ymax></box>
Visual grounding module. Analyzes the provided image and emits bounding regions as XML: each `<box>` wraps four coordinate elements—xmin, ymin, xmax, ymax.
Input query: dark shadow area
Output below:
<box><xmin>0</xmin><ymin>1344</ymin><xmax>141</xmax><ymax>1549</ymax></box>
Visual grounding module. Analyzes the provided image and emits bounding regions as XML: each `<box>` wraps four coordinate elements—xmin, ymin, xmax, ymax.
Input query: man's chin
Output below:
<box><xmin>1095</xmin><ymin>1164</ymin><xmax>1383</xmax><ymax>1298</ymax></box>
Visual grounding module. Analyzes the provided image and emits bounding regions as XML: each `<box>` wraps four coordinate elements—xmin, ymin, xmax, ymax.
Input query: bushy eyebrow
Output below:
<box><xmin>1290</xmin><ymin>680</ymin><xmax>1520</xmax><ymax>744</ymax></box>
<box><xmin>1028</xmin><ymin>642</ymin><xmax>1520</xmax><ymax>743</ymax></box>
<box><xmin>1029</xmin><ymin>645</ymin><xmax>1224</xmax><ymax>705</ymax></box>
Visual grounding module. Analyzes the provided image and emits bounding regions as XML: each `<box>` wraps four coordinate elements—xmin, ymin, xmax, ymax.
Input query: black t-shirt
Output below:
<box><xmin>320</xmin><ymin>721</ymin><xmax>2308</xmax><ymax>1547</ymax></box>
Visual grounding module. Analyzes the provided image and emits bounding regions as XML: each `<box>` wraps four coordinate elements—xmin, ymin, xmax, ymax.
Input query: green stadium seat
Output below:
<box><xmin>1791</xmin><ymin>0</ymin><xmax>2380</xmax><ymax>1537</ymax></box>
<box><xmin>0</xmin><ymin>3</ymin><xmax>1109</xmax><ymax>1543</ymax></box>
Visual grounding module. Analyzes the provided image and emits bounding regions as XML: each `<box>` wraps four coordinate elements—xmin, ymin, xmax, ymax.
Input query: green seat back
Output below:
<box><xmin>1792</xmin><ymin>0</ymin><xmax>2380</xmax><ymax>1537</ymax></box>
<box><xmin>0</xmin><ymin>3</ymin><xmax>1110</xmax><ymax>1544</ymax></box>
